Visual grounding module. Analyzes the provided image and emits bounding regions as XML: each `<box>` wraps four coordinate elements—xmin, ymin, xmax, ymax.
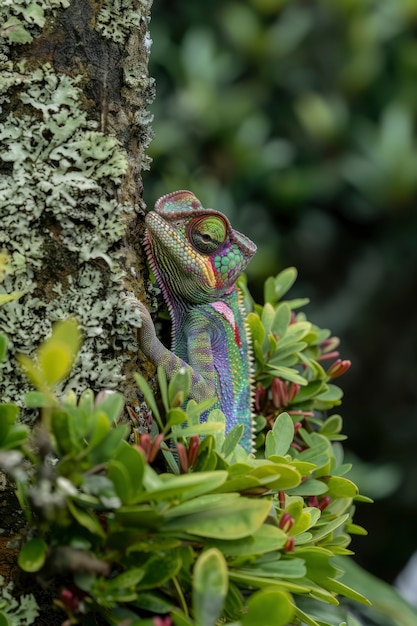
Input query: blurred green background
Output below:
<box><xmin>145</xmin><ymin>0</ymin><xmax>417</xmax><ymax>585</ymax></box>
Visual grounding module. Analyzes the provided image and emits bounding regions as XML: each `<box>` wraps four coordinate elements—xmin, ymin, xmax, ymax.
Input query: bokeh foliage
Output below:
<box><xmin>147</xmin><ymin>0</ymin><xmax>417</xmax><ymax>581</ymax></box>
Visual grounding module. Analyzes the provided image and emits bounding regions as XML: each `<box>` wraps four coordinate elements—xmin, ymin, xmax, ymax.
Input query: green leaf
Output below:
<box><xmin>139</xmin><ymin>470</ymin><xmax>229</xmax><ymax>504</ymax></box>
<box><xmin>166</xmin><ymin>407</ymin><xmax>188</xmax><ymax>426</ymax></box>
<box><xmin>242</xmin><ymin>587</ymin><xmax>295</xmax><ymax>626</ymax></box>
<box><xmin>0</xmin><ymin>290</ymin><xmax>25</xmax><ymax>305</ymax></box>
<box><xmin>38</xmin><ymin>319</ymin><xmax>81</xmax><ymax>386</ymax></box>
<box><xmin>222</xmin><ymin>424</ymin><xmax>244</xmax><ymax>457</ymax></box>
<box><xmin>291</xmin><ymin>380</ymin><xmax>325</xmax><ymax>404</ymax></box>
<box><xmin>319</xmin><ymin>414</ymin><xmax>343</xmax><ymax>435</ymax></box>
<box><xmin>25</xmin><ymin>391</ymin><xmax>54</xmax><ymax>408</ymax></box>
<box><xmin>205</xmin><ymin>524</ymin><xmax>286</xmax><ymax>556</ymax></box>
<box><xmin>67</xmin><ymin>500</ymin><xmax>106</xmax><ymax>537</ymax></box>
<box><xmin>0</xmin><ymin>334</ymin><xmax>7</xmax><ymax>362</ymax></box>
<box><xmin>134</xmin><ymin>372</ymin><xmax>162</xmax><ymax>428</ymax></box>
<box><xmin>266</xmin><ymin>412</ymin><xmax>294</xmax><ymax>457</ymax></box>
<box><xmin>316</xmin><ymin>384</ymin><xmax>344</xmax><ymax>402</ymax></box>
<box><xmin>169</xmin><ymin>367</ymin><xmax>191</xmax><ymax>407</ymax></box>
<box><xmin>136</xmin><ymin>551</ymin><xmax>182</xmax><ymax>590</ymax></box>
<box><xmin>18</xmin><ymin>538</ymin><xmax>48</xmax><ymax>572</ymax></box>
<box><xmin>263</xmin><ymin>276</ymin><xmax>277</xmax><ymax>304</ymax></box>
<box><xmin>324</xmin><ymin>476</ymin><xmax>358</xmax><ymax>499</ymax></box>
<box><xmin>16</xmin><ymin>353</ymin><xmax>44</xmax><ymax>388</ymax></box>
<box><xmin>157</xmin><ymin>365</ymin><xmax>169</xmax><ymax>411</ymax></box>
<box><xmin>108</xmin><ymin>459</ymin><xmax>132</xmax><ymax>505</ymax></box>
<box><xmin>94</xmin><ymin>392</ymin><xmax>124</xmax><ymax>424</ymax></box>
<box><xmin>247</xmin><ymin>312</ymin><xmax>265</xmax><ymax>346</ymax></box>
<box><xmin>289</xmin><ymin>479</ymin><xmax>328</xmax><ymax>497</ymax></box>
<box><xmin>266</xmin><ymin>365</ymin><xmax>307</xmax><ymax>386</ymax></box>
<box><xmin>163</xmin><ymin>495</ymin><xmax>271</xmax><ymax>539</ymax></box>
<box><xmin>261</xmin><ymin>303</ymin><xmax>275</xmax><ymax>336</ymax></box>
<box><xmin>265</xmin><ymin>267</ymin><xmax>298</xmax><ymax>305</ymax></box>
<box><xmin>271</xmin><ymin>303</ymin><xmax>291</xmax><ymax>338</ymax></box>
<box><xmin>193</xmin><ymin>548</ymin><xmax>228</xmax><ymax>626</ymax></box>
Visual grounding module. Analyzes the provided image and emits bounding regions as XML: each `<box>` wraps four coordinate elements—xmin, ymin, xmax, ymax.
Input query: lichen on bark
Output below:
<box><xmin>0</xmin><ymin>0</ymin><xmax>154</xmax><ymax>410</ymax></box>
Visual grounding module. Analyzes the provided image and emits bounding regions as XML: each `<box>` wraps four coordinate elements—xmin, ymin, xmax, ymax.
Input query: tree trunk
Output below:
<box><xmin>0</xmin><ymin>0</ymin><xmax>154</xmax><ymax>609</ymax></box>
<box><xmin>0</xmin><ymin>0</ymin><xmax>154</xmax><ymax>407</ymax></box>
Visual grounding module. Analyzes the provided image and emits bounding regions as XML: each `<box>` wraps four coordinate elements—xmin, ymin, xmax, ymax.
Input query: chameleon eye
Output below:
<box><xmin>187</xmin><ymin>215</ymin><xmax>228</xmax><ymax>254</ymax></box>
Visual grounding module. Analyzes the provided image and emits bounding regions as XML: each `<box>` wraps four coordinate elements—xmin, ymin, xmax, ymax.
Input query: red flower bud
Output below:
<box><xmin>149</xmin><ymin>433</ymin><xmax>164</xmax><ymax>463</ymax></box>
<box><xmin>284</xmin><ymin>536</ymin><xmax>295</xmax><ymax>552</ymax></box>
<box><xmin>176</xmin><ymin>442</ymin><xmax>188</xmax><ymax>473</ymax></box>
<box><xmin>153</xmin><ymin>617</ymin><xmax>172</xmax><ymax>626</ymax></box>
<box><xmin>137</xmin><ymin>433</ymin><xmax>151</xmax><ymax>459</ymax></box>
<box><xmin>320</xmin><ymin>337</ymin><xmax>340</xmax><ymax>353</ymax></box>
<box><xmin>319</xmin><ymin>496</ymin><xmax>331</xmax><ymax>511</ymax></box>
<box><xmin>287</xmin><ymin>382</ymin><xmax>300</xmax><ymax>402</ymax></box>
<box><xmin>271</xmin><ymin>378</ymin><xmax>288</xmax><ymax>408</ymax></box>
<box><xmin>255</xmin><ymin>385</ymin><xmax>267</xmax><ymax>411</ymax></box>
<box><xmin>187</xmin><ymin>435</ymin><xmax>200</xmax><ymax>467</ymax></box>
<box><xmin>279</xmin><ymin>512</ymin><xmax>295</xmax><ymax>532</ymax></box>
<box><xmin>326</xmin><ymin>358</ymin><xmax>351</xmax><ymax>379</ymax></box>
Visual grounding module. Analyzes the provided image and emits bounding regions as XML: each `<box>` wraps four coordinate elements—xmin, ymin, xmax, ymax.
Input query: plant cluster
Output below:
<box><xmin>0</xmin><ymin>269</ymin><xmax>371</xmax><ymax>625</ymax></box>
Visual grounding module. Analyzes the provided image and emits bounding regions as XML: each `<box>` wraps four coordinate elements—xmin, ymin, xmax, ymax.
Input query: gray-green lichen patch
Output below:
<box><xmin>95</xmin><ymin>0</ymin><xmax>147</xmax><ymax>45</ymax></box>
<box><xmin>0</xmin><ymin>61</ymin><xmax>140</xmax><ymax>405</ymax></box>
<box><xmin>0</xmin><ymin>0</ymin><xmax>69</xmax><ymax>45</ymax></box>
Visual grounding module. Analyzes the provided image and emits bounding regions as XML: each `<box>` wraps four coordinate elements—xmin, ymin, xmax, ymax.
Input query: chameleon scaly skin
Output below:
<box><xmin>136</xmin><ymin>190</ymin><xmax>257</xmax><ymax>452</ymax></box>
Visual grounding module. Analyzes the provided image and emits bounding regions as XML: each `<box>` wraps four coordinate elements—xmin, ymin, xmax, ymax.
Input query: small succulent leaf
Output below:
<box><xmin>157</xmin><ymin>365</ymin><xmax>170</xmax><ymax>411</ymax></box>
<box><xmin>267</xmin><ymin>412</ymin><xmax>294</xmax><ymax>456</ymax></box>
<box><xmin>136</xmin><ymin>551</ymin><xmax>182</xmax><ymax>590</ymax></box>
<box><xmin>18</xmin><ymin>538</ymin><xmax>48</xmax><ymax>572</ymax></box>
<box><xmin>205</xmin><ymin>524</ymin><xmax>287</xmax><ymax>556</ymax></box>
<box><xmin>78</xmin><ymin>388</ymin><xmax>95</xmax><ymax>413</ymax></box>
<box><xmin>168</xmin><ymin>367</ymin><xmax>191</xmax><ymax>407</ymax></box>
<box><xmin>266</xmin><ymin>365</ymin><xmax>307</xmax><ymax>386</ymax></box>
<box><xmin>222</xmin><ymin>424</ymin><xmax>244</xmax><ymax>457</ymax></box>
<box><xmin>16</xmin><ymin>353</ymin><xmax>45</xmax><ymax>388</ymax></box>
<box><xmin>37</xmin><ymin>319</ymin><xmax>81</xmax><ymax>386</ymax></box>
<box><xmin>162</xmin><ymin>496</ymin><xmax>271</xmax><ymax>539</ymax></box>
<box><xmin>0</xmin><ymin>290</ymin><xmax>25</xmax><ymax>305</ymax></box>
<box><xmin>138</xmin><ymin>471</ymin><xmax>229</xmax><ymax>505</ymax></box>
<box><xmin>134</xmin><ymin>372</ymin><xmax>162</xmax><ymax>424</ymax></box>
<box><xmin>324</xmin><ymin>476</ymin><xmax>358</xmax><ymax>498</ymax></box>
<box><xmin>263</xmin><ymin>275</ymin><xmax>277</xmax><ymax>304</ymax></box>
<box><xmin>38</xmin><ymin>342</ymin><xmax>73</xmax><ymax>386</ymax></box>
<box><xmin>67</xmin><ymin>500</ymin><xmax>106</xmax><ymax>537</ymax></box>
<box><xmin>271</xmin><ymin>302</ymin><xmax>291</xmax><ymax>338</ymax></box>
<box><xmin>261</xmin><ymin>303</ymin><xmax>275</xmax><ymax>336</ymax></box>
<box><xmin>89</xmin><ymin>424</ymin><xmax>129</xmax><ymax>464</ymax></box>
<box><xmin>289</xmin><ymin>479</ymin><xmax>328</xmax><ymax>497</ymax></box>
<box><xmin>242</xmin><ymin>587</ymin><xmax>295</xmax><ymax>626</ymax></box>
<box><xmin>94</xmin><ymin>392</ymin><xmax>124</xmax><ymax>424</ymax></box>
<box><xmin>193</xmin><ymin>548</ymin><xmax>228</xmax><ymax>626</ymax></box>
<box><xmin>108</xmin><ymin>459</ymin><xmax>132</xmax><ymax>505</ymax></box>
<box><xmin>273</xmin><ymin>267</ymin><xmax>298</xmax><ymax>300</ymax></box>
<box><xmin>246</xmin><ymin>312</ymin><xmax>265</xmax><ymax>346</ymax></box>
<box><xmin>25</xmin><ymin>391</ymin><xmax>54</xmax><ymax>408</ymax></box>
<box><xmin>0</xmin><ymin>334</ymin><xmax>7</xmax><ymax>362</ymax></box>
<box><xmin>88</xmin><ymin>411</ymin><xmax>111</xmax><ymax>449</ymax></box>
<box><xmin>166</xmin><ymin>407</ymin><xmax>188</xmax><ymax>426</ymax></box>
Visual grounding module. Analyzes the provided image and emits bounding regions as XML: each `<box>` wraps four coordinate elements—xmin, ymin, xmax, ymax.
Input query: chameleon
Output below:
<box><xmin>131</xmin><ymin>190</ymin><xmax>257</xmax><ymax>453</ymax></box>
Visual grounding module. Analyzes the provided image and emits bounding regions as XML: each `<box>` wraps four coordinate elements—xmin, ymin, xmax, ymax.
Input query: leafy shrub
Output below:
<box><xmin>0</xmin><ymin>270</ymin><xmax>371</xmax><ymax>625</ymax></box>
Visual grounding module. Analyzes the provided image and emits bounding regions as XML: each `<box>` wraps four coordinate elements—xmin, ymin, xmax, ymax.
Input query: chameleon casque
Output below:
<box><xmin>134</xmin><ymin>190</ymin><xmax>257</xmax><ymax>453</ymax></box>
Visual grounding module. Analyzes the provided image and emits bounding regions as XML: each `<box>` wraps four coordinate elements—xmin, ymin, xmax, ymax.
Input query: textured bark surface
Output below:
<box><xmin>0</xmin><ymin>0</ymin><xmax>154</xmax><ymax>609</ymax></box>
<box><xmin>0</xmin><ymin>0</ymin><xmax>154</xmax><ymax>407</ymax></box>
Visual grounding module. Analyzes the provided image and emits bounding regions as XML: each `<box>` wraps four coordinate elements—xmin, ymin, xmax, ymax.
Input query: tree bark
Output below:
<box><xmin>0</xmin><ymin>0</ymin><xmax>154</xmax><ymax>608</ymax></box>
<box><xmin>0</xmin><ymin>0</ymin><xmax>154</xmax><ymax>408</ymax></box>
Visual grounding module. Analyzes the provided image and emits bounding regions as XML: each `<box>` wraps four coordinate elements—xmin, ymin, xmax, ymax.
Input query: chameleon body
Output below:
<box><xmin>136</xmin><ymin>190</ymin><xmax>257</xmax><ymax>452</ymax></box>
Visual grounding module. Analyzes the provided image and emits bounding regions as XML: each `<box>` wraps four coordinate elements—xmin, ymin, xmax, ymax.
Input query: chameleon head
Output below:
<box><xmin>145</xmin><ymin>190</ymin><xmax>257</xmax><ymax>304</ymax></box>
